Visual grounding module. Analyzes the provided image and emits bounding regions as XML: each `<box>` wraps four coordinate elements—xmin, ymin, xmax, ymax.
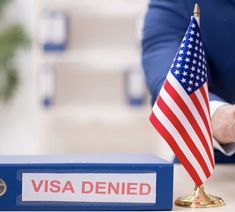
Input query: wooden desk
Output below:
<box><xmin>173</xmin><ymin>164</ymin><xmax>235</xmax><ymax>211</ymax></box>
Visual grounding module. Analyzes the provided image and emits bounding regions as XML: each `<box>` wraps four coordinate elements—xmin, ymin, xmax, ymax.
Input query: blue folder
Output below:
<box><xmin>0</xmin><ymin>154</ymin><xmax>173</xmax><ymax>211</ymax></box>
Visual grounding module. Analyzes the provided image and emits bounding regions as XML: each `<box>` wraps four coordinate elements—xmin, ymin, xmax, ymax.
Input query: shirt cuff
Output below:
<box><xmin>210</xmin><ymin>100</ymin><xmax>235</xmax><ymax>156</ymax></box>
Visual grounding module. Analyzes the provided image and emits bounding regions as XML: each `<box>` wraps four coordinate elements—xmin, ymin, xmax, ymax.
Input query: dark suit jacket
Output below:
<box><xmin>142</xmin><ymin>0</ymin><xmax>235</xmax><ymax>162</ymax></box>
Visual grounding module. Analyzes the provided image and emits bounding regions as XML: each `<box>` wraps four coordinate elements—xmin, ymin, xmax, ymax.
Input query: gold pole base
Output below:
<box><xmin>175</xmin><ymin>185</ymin><xmax>225</xmax><ymax>208</ymax></box>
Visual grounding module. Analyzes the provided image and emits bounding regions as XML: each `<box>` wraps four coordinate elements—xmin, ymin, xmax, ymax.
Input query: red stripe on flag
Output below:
<box><xmin>150</xmin><ymin>112</ymin><xmax>203</xmax><ymax>186</ymax></box>
<box><xmin>199</xmin><ymin>85</ymin><xmax>213</xmax><ymax>147</ymax></box>
<box><xmin>164</xmin><ymin>80</ymin><xmax>214</xmax><ymax>168</ymax></box>
<box><xmin>190</xmin><ymin>93</ymin><xmax>212</xmax><ymax>159</ymax></box>
<box><xmin>190</xmin><ymin>92</ymin><xmax>212</xmax><ymax>140</ymax></box>
<box><xmin>157</xmin><ymin>96</ymin><xmax>211</xmax><ymax>178</ymax></box>
<box><xmin>200</xmin><ymin>85</ymin><xmax>211</xmax><ymax>119</ymax></box>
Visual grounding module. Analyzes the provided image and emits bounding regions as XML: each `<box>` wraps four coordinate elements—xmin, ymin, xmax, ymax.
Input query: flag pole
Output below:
<box><xmin>174</xmin><ymin>3</ymin><xmax>225</xmax><ymax>208</ymax></box>
<box><xmin>193</xmin><ymin>3</ymin><xmax>200</xmax><ymax>18</ymax></box>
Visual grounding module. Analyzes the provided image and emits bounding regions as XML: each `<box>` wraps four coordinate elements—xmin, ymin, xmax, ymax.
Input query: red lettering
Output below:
<box><xmin>121</xmin><ymin>182</ymin><xmax>125</xmax><ymax>195</ymax></box>
<box><xmin>82</xmin><ymin>181</ymin><xmax>93</xmax><ymax>193</ymax></box>
<box><xmin>49</xmin><ymin>180</ymin><xmax>61</xmax><ymax>193</ymax></box>
<box><xmin>44</xmin><ymin>180</ymin><xmax>48</xmax><ymax>192</ymax></box>
<box><xmin>62</xmin><ymin>181</ymin><xmax>75</xmax><ymax>193</ymax></box>
<box><xmin>140</xmin><ymin>183</ymin><xmax>151</xmax><ymax>195</ymax></box>
<box><xmin>31</xmin><ymin>180</ymin><xmax>44</xmax><ymax>192</ymax></box>
<box><xmin>80</xmin><ymin>181</ymin><xmax>151</xmax><ymax>196</ymax></box>
<box><xmin>95</xmin><ymin>182</ymin><xmax>106</xmax><ymax>194</ymax></box>
<box><xmin>31</xmin><ymin>179</ymin><xmax>76</xmax><ymax>194</ymax></box>
<box><xmin>127</xmin><ymin>183</ymin><xmax>138</xmax><ymax>195</ymax></box>
<box><xmin>107</xmin><ymin>182</ymin><xmax>120</xmax><ymax>194</ymax></box>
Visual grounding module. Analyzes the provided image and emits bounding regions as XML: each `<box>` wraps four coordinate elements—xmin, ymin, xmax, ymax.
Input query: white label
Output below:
<box><xmin>22</xmin><ymin>173</ymin><xmax>156</xmax><ymax>203</ymax></box>
<box><xmin>127</xmin><ymin>71</ymin><xmax>146</xmax><ymax>98</ymax></box>
<box><xmin>53</xmin><ymin>13</ymin><xmax>67</xmax><ymax>44</ymax></box>
<box><xmin>39</xmin><ymin>64</ymin><xmax>55</xmax><ymax>98</ymax></box>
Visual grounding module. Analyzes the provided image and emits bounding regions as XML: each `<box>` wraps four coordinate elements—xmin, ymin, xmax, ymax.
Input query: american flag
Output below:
<box><xmin>150</xmin><ymin>17</ymin><xmax>214</xmax><ymax>186</ymax></box>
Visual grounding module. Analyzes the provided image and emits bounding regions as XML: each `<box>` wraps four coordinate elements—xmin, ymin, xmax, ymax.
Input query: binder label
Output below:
<box><xmin>22</xmin><ymin>173</ymin><xmax>156</xmax><ymax>203</ymax></box>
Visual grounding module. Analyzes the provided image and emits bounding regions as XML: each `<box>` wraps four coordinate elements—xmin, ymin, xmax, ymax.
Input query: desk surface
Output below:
<box><xmin>173</xmin><ymin>164</ymin><xmax>234</xmax><ymax>211</ymax></box>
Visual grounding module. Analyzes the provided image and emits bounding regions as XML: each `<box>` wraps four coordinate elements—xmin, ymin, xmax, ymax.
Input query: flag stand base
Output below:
<box><xmin>175</xmin><ymin>185</ymin><xmax>225</xmax><ymax>208</ymax></box>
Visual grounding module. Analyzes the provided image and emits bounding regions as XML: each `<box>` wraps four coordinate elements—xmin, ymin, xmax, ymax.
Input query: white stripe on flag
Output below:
<box><xmin>167</xmin><ymin>72</ymin><xmax>212</xmax><ymax>147</ymax></box>
<box><xmin>203</xmin><ymin>83</ymin><xmax>211</xmax><ymax>116</ymax></box>
<box><xmin>203</xmin><ymin>83</ymin><xmax>210</xmax><ymax>102</ymax></box>
<box><xmin>195</xmin><ymin>89</ymin><xmax>211</xmax><ymax>125</ymax></box>
<box><xmin>195</xmin><ymin>89</ymin><xmax>214</xmax><ymax>157</ymax></box>
<box><xmin>152</xmin><ymin>104</ymin><xmax>207</xmax><ymax>183</ymax></box>
<box><xmin>159</xmin><ymin>87</ymin><xmax>213</xmax><ymax>173</ymax></box>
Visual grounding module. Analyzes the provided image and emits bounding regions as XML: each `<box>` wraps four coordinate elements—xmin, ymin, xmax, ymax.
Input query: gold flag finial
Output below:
<box><xmin>193</xmin><ymin>3</ymin><xmax>200</xmax><ymax>17</ymax></box>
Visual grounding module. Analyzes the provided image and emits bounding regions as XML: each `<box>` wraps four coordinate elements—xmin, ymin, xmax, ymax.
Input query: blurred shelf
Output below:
<box><xmin>39</xmin><ymin>105</ymin><xmax>150</xmax><ymax>125</ymax></box>
<box><xmin>38</xmin><ymin>0</ymin><xmax>148</xmax><ymax>17</ymax></box>
<box><xmin>35</xmin><ymin>0</ymin><xmax>151</xmax><ymax>155</ymax></box>
<box><xmin>37</xmin><ymin>49</ymin><xmax>140</xmax><ymax>72</ymax></box>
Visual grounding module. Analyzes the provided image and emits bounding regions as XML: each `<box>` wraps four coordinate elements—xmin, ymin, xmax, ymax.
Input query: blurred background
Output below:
<box><xmin>0</xmin><ymin>0</ymin><xmax>173</xmax><ymax>160</ymax></box>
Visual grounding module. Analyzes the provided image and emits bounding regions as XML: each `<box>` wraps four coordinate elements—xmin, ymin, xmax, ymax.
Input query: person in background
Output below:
<box><xmin>142</xmin><ymin>0</ymin><xmax>235</xmax><ymax>163</ymax></box>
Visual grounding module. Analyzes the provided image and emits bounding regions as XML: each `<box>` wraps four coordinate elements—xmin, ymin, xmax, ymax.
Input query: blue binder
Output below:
<box><xmin>0</xmin><ymin>154</ymin><xmax>173</xmax><ymax>211</ymax></box>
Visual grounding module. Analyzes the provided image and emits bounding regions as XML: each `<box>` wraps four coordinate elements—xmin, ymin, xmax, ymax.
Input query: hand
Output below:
<box><xmin>211</xmin><ymin>104</ymin><xmax>235</xmax><ymax>144</ymax></box>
